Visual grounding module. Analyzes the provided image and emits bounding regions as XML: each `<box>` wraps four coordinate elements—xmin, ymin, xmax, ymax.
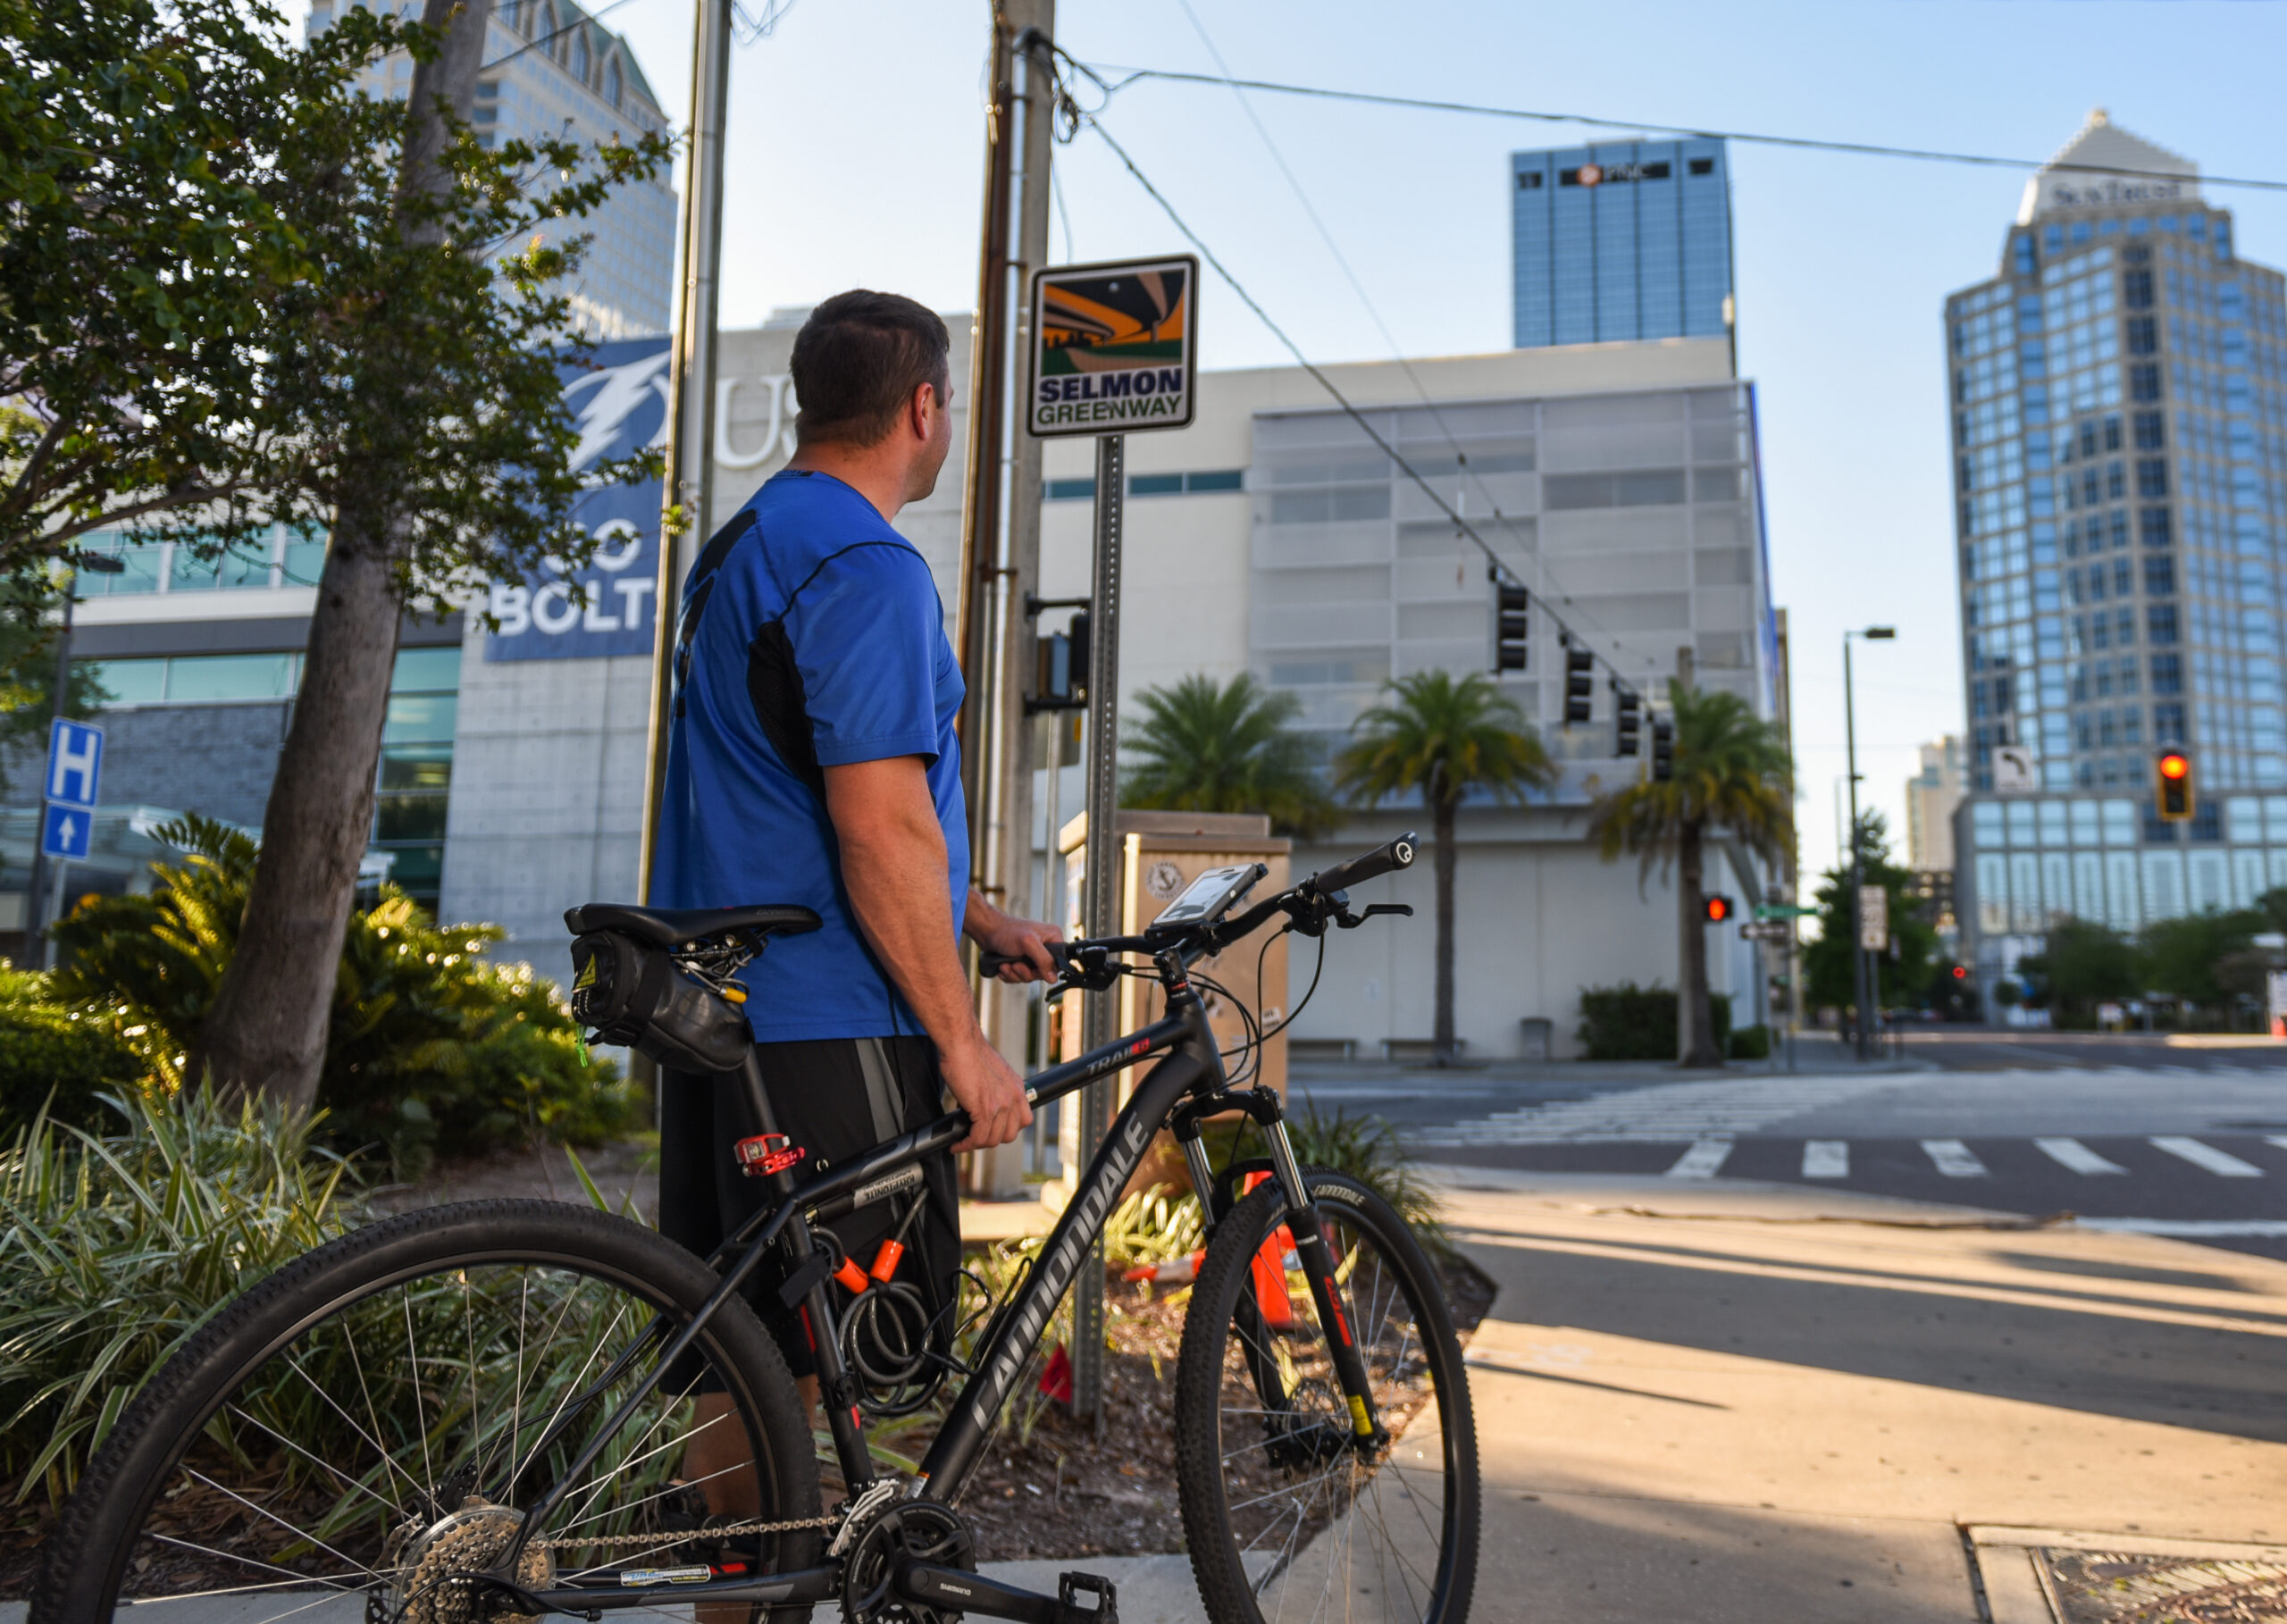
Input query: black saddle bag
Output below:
<box><xmin>568</xmin><ymin>931</ymin><xmax>752</xmax><ymax>1073</ymax></box>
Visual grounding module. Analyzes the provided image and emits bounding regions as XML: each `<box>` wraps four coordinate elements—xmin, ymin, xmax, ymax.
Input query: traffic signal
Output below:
<box><xmin>1563</xmin><ymin>646</ymin><xmax>1594</xmax><ymax>724</ymax></box>
<box><xmin>1494</xmin><ymin>578</ymin><xmax>1529</xmax><ymax>672</ymax></box>
<box><xmin>1651</xmin><ymin>714</ymin><xmax>1674</xmax><ymax>782</ymax></box>
<box><xmin>1614</xmin><ymin>685</ymin><xmax>1640</xmax><ymax>756</ymax></box>
<box><xmin>1703</xmin><ymin>895</ymin><xmax>1734</xmax><ymax>924</ymax></box>
<box><xmin>1951</xmin><ymin>964</ymin><xmax>1969</xmax><ymax>980</ymax></box>
<box><xmin>2155</xmin><ymin>749</ymin><xmax>2193</xmax><ymax>821</ymax></box>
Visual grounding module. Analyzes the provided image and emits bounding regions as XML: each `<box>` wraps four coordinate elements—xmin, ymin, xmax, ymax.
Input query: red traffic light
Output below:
<box><xmin>1952</xmin><ymin>965</ymin><xmax>1968</xmax><ymax>980</ymax></box>
<box><xmin>2155</xmin><ymin>749</ymin><xmax>2194</xmax><ymax>821</ymax></box>
<box><xmin>1703</xmin><ymin>895</ymin><xmax>1733</xmax><ymax>924</ymax></box>
<box><xmin>2158</xmin><ymin>752</ymin><xmax>2190</xmax><ymax>781</ymax></box>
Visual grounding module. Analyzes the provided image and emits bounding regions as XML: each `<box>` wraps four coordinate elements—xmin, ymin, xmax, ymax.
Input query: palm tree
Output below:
<box><xmin>1587</xmin><ymin>681</ymin><xmax>1792</xmax><ymax>1068</ymax></box>
<box><xmin>1122</xmin><ymin>673</ymin><xmax>1343</xmax><ymax>838</ymax></box>
<box><xmin>1333</xmin><ymin>671</ymin><xmax>1554</xmax><ymax>1065</ymax></box>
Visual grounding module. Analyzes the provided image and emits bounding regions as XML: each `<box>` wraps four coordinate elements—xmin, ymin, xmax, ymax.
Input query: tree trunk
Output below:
<box><xmin>1677</xmin><ymin>819</ymin><xmax>1722</xmax><ymax>1067</ymax></box>
<box><xmin>195</xmin><ymin>0</ymin><xmax>491</xmax><ymax>1111</ymax></box>
<box><xmin>1432</xmin><ymin>790</ymin><xmax>1458</xmax><ymax>1066</ymax></box>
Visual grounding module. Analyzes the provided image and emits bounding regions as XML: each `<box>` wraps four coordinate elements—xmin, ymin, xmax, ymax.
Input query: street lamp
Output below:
<box><xmin>1844</xmin><ymin>626</ymin><xmax>1896</xmax><ymax>1062</ymax></box>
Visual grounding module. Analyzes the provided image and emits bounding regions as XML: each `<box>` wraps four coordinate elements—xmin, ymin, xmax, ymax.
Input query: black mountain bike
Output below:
<box><xmin>36</xmin><ymin>834</ymin><xmax>1478</xmax><ymax>1624</ymax></box>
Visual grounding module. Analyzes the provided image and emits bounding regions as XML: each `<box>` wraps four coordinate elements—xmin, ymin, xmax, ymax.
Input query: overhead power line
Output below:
<box><xmin>1053</xmin><ymin>71</ymin><xmax>1654</xmax><ymax>703</ymax></box>
<box><xmin>1076</xmin><ymin>63</ymin><xmax>2287</xmax><ymax>196</ymax></box>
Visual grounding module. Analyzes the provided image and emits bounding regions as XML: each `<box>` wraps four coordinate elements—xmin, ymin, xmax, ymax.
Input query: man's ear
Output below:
<box><xmin>911</xmin><ymin>380</ymin><xmax>939</xmax><ymax>441</ymax></box>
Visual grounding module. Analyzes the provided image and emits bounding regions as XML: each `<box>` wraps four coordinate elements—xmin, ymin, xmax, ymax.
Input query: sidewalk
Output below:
<box><xmin>1429</xmin><ymin>1164</ymin><xmax>2287</xmax><ymax>1621</ymax></box>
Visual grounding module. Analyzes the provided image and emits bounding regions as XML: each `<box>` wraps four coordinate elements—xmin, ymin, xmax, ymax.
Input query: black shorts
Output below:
<box><xmin>658</xmin><ymin>1035</ymin><xmax>959</xmax><ymax>1382</ymax></box>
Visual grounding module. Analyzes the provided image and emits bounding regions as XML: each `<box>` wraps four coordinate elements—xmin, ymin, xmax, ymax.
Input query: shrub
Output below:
<box><xmin>0</xmin><ymin>1089</ymin><xmax>365</xmax><ymax>1508</ymax></box>
<box><xmin>48</xmin><ymin>815</ymin><xmax>638</xmax><ymax>1172</ymax></box>
<box><xmin>1578</xmin><ymin>983</ymin><xmax>1731</xmax><ymax>1061</ymax></box>
<box><xmin>1728</xmin><ymin>1023</ymin><xmax>1771</xmax><ymax>1061</ymax></box>
<box><xmin>0</xmin><ymin>967</ymin><xmax>146</xmax><ymax>1134</ymax></box>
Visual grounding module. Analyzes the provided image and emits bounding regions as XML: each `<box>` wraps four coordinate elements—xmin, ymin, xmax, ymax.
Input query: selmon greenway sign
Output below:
<box><xmin>1026</xmin><ymin>255</ymin><xmax>1199</xmax><ymax>439</ymax></box>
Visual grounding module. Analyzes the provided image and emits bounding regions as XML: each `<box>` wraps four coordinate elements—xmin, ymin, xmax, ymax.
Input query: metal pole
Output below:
<box><xmin>1072</xmin><ymin>432</ymin><xmax>1124</xmax><ymax>1426</ymax></box>
<box><xmin>636</xmin><ymin>0</ymin><xmax>733</xmax><ymax>909</ymax></box>
<box><xmin>27</xmin><ymin>584</ymin><xmax>73</xmax><ymax>968</ymax></box>
<box><xmin>1845</xmin><ymin>634</ymin><xmax>1870</xmax><ymax>1062</ymax></box>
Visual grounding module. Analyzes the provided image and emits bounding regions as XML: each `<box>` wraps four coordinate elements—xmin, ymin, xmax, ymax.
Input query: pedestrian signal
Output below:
<box><xmin>1563</xmin><ymin>647</ymin><xmax>1594</xmax><ymax>724</ymax></box>
<box><xmin>1703</xmin><ymin>895</ymin><xmax>1734</xmax><ymax>924</ymax></box>
<box><xmin>1651</xmin><ymin>715</ymin><xmax>1674</xmax><ymax>783</ymax></box>
<box><xmin>1614</xmin><ymin>686</ymin><xmax>1640</xmax><ymax>756</ymax></box>
<box><xmin>2154</xmin><ymin>749</ymin><xmax>2193</xmax><ymax>821</ymax></box>
<box><xmin>1494</xmin><ymin>579</ymin><xmax>1529</xmax><ymax>672</ymax></box>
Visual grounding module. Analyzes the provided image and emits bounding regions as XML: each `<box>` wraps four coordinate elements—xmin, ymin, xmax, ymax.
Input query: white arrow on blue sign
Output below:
<box><xmin>42</xmin><ymin>804</ymin><xmax>90</xmax><ymax>860</ymax></box>
<box><xmin>46</xmin><ymin>718</ymin><xmax>103</xmax><ymax>809</ymax></box>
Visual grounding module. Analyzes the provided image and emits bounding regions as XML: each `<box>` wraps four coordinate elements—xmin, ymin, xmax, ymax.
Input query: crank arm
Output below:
<box><xmin>898</xmin><ymin>1561</ymin><xmax>1117</xmax><ymax>1624</ymax></box>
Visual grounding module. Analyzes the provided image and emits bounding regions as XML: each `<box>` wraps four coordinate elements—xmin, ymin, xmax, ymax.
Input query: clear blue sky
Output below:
<box><xmin>458</xmin><ymin>0</ymin><xmax>2287</xmax><ymax>894</ymax></box>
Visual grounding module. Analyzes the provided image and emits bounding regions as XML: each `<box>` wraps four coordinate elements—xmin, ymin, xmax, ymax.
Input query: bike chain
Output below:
<box><xmin>529</xmin><ymin>1513</ymin><xmax>838</xmax><ymax>1552</ymax></box>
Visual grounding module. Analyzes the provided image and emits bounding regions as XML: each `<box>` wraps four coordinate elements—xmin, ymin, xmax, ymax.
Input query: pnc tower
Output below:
<box><xmin>1948</xmin><ymin>113</ymin><xmax>2287</xmax><ymax>991</ymax></box>
<box><xmin>1512</xmin><ymin>138</ymin><xmax>1736</xmax><ymax>352</ymax></box>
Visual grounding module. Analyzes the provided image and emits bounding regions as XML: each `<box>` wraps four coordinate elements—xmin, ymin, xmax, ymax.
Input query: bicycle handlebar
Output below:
<box><xmin>1300</xmin><ymin>833</ymin><xmax>1419</xmax><ymax>898</ymax></box>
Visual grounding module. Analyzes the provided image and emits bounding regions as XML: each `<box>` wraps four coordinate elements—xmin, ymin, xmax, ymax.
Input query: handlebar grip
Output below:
<box><xmin>1304</xmin><ymin>833</ymin><xmax>1420</xmax><ymax>897</ymax></box>
<box><xmin>980</xmin><ymin>940</ymin><xmax>1072</xmax><ymax>978</ymax></box>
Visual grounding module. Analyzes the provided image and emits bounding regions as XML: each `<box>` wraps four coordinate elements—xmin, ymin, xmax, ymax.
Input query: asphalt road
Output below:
<box><xmin>1289</xmin><ymin>1029</ymin><xmax>2287</xmax><ymax>1261</ymax></box>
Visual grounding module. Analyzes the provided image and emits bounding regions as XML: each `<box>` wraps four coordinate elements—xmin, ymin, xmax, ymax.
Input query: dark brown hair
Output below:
<box><xmin>789</xmin><ymin>290</ymin><xmax>951</xmax><ymax>448</ymax></box>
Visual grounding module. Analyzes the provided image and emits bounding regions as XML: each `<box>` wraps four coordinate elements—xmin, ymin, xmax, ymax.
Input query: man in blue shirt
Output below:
<box><xmin>658</xmin><ymin>291</ymin><xmax>1060</xmax><ymax>1524</ymax></box>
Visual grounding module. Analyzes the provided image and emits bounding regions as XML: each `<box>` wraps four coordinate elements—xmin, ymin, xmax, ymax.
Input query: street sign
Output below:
<box><xmin>1026</xmin><ymin>255</ymin><xmax>1199</xmax><ymax>439</ymax></box>
<box><xmin>1740</xmin><ymin>920</ymin><xmax>1793</xmax><ymax>942</ymax></box>
<box><xmin>1857</xmin><ymin>883</ymin><xmax>1889</xmax><ymax>951</ymax></box>
<box><xmin>1992</xmin><ymin>744</ymin><xmax>2037</xmax><ymax>794</ymax></box>
<box><xmin>41</xmin><ymin>804</ymin><xmax>90</xmax><ymax>861</ymax></box>
<box><xmin>46</xmin><ymin>717</ymin><xmax>102</xmax><ymax>809</ymax></box>
<box><xmin>1754</xmin><ymin>904</ymin><xmax>1817</xmax><ymax>919</ymax></box>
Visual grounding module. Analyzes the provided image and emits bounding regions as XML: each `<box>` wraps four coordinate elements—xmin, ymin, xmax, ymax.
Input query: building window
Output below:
<box><xmin>373</xmin><ymin>645</ymin><xmax>462</xmax><ymax>911</ymax></box>
<box><xmin>2148</xmin><ymin>605</ymin><xmax>2179</xmax><ymax>645</ymax></box>
<box><xmin>1517</xmin><ymin>171</ymin><xmax>1543</xmax><ymax>190</ymax></box>
<box><xmin>1688</xmin><ymin>157</ymin><xmax>1714</xmax><ymax>176</ymax></box>
<box><xmin>1044</xmin><ymin>477</ymin><xmax>1095</xmax><ymax>501</ymax></box>
<box><xmin>2140</xmin><ymin>506</ymin><xmax>2172</xmax><ymax>547</ymax></box>
<box><xmin>2135</xmin><ymin>457</ymin><xmax>2169</xmax><ymax>498</ymax></box>
<box><xmin>2149</xmin><ymin>652</ymin><xmax>2183</xmax><ymax>694</ymax></box>
<box><xmin>2125</xmin><ymin>316</ymin><xmax>2157</xmax><ymax>356</ymax></box>
<box><xmin>603</xmin><ymin>57</ymin><xmax>621</xmax><ymax>107</ymax></box>
<box><xmin>2132</xmin><ymin>411</ymin><xmax>2166</xmax><ymax>450</ymax></box>
<box><xmin>2153</xmin><ymin>702</ymin><xmax>2186</xmax><ymax>744</ymax></box>
<box><xmin>2130</xmin><ymin>363</ymin><xmax>2162</xmax><ymax>402</ymax></box>
<box><xmin>2143</xmin><ymin>555</ymin><xmax>2175</xmax><ymax>597</ymax></box>
<box><xmin>2124</xmin><ymin>268</ymin><xmax>2154</xmax><ymax>309</ymax></box>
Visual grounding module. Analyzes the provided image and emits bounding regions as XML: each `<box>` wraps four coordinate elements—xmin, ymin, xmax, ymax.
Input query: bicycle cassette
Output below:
<box><xmin>377</xmin><ymin>1497</ymin><xmax>553</xmax><ymax>1624</ymax></box>
<box><xmin>839</xmin><ymin>1499</ymin><xmax>974</xmax><ymax>1624</ymax></box>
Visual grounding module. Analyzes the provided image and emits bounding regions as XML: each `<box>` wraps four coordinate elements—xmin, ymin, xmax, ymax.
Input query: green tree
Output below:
<box><xmin>1588</xmin><ymin>682</ymin><xmax>1791</xmax><ymax>1067</ymax></box>
<box><xmin>1802</xmin><ymin>812</ymin><xmax>1939</xmax><ymax>1019</ymax></box>
<box><xmin>1333</xmin><ymin>671</ymin><xmax>1553</xmax><ymax>1065</ymax></box>
<box><xmin>1121</xmin><ymin>673</ymin><xmax>1342</xmax><ymax>838</ymax></box>
<box><xmin>2140</xmin><ymin>908</ymin><xmax>2261</xmax><ymax>1013</ymax></box>
<box><xmin>0</xmin><ymin>574</ymin><xmax>113</xmax><ymax>794</ymax></box>
<box><xmin>132</xmin><ymin>0</ymin><xmax>669</xmax><ymax>1109</ymax></box>
<box><xmin>2016</xmin><ymin>917</ymin><xmax>2139</xmax><ymax>1025</ymax></box>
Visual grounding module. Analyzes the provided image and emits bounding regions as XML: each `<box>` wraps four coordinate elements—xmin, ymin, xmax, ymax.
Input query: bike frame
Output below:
<box><xmin>507</xmin><ymin>949</ymin><xmax>1385</xmax><ymax>1616</ymax></box>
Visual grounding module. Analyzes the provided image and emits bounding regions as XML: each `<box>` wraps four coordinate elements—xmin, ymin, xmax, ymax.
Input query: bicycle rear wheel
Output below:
<box><xmin>1174</xmin><ymin>1168</ymin><xmax>1479</xmax><ymax>1624</ymax></box>
<box><xmin>33</xmin><ymin>1200</ymin><xmax>821</xmax><ymax>1624</ymax></box>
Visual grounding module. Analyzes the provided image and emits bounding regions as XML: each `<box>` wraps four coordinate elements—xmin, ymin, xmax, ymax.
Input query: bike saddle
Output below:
<box><xmin>564</xmin><ymin>901</ymin><xmax>823</xmax><ymax>949</ymax></box>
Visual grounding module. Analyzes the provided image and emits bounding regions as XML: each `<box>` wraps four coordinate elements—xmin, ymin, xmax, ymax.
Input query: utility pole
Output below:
<box><xmin>953</xmin><ymin>3</ymin><xmax>1057</xmax><ymax>1194</ymax></box>
<box><xmin>636</xmin><ymin>0</ymin><xmax>733</xmax><ymax>908</ymax></box>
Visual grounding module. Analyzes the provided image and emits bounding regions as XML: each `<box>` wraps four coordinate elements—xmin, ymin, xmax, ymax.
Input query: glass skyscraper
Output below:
<box><xmin>1512</xmin><ymin>138</ymin><xmax>1735</xmax><ymax>350</ymax></box>
<box><xmin>1950</xmin><ymin>114</ymin><xmax>2287</xmax><ymax>988</ymax></box>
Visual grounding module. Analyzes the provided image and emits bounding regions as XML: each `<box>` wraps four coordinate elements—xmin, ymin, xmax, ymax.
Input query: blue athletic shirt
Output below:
<box><xmin>654</xmin><ymin>468</ymin><xmax>968</xmax><ymax>1042</ymax></box>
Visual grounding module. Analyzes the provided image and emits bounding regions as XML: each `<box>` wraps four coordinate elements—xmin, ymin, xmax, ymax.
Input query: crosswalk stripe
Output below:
<box><xmin>1665</xmin><ymin>1137</ymin><xmax>1734</xmax><ymax>1179</ymax></box>
<box><xmin>2149</xmin><ymin>1136</ymin><xmax>2264</xmax><ymax>1176</ymax></box>
<box><xmin>2267</xmin><ymin>1136</ymin><xmax>2287</xmax><ymax>1154</ymax></box>
<box><xmin>1921</xmin><ymin>1138</ymin><xmax>1989</xmax><ymax>1176</ymax></box>
<box><xmin>2033</xmin><ymin>1137</ymin><xmax>2128</xmax><ymax>1176</ymax></box>
<box><xmin>1801</xmin><ymin>1140</ymin><xmax>1848</xmax><ymax>1178</ymax></box>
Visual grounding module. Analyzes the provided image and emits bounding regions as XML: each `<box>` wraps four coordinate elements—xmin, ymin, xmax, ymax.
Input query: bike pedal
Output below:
<box><xmin>1057</xmin><ymin>1570</ymin><xmax>1116</xmax><ymax>1624</ymax></box>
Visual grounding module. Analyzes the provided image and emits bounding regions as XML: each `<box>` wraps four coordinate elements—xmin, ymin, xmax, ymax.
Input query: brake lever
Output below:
<box><xmin>1336</xmin><ymin>902</ymin><xmax>1413</xmax><ymax>929</ymax></box>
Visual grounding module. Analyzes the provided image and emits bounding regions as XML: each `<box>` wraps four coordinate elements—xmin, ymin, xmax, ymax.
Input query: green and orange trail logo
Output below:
<box><xmin>1026</xmin><ymin>255</ymin><xmax>1200</xmax><ymax>439</ymax></box>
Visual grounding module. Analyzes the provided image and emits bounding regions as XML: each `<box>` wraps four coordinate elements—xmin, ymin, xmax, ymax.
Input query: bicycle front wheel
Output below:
<box><xmin>34</xmin><ymin>1200</ymin><xmax>821</xmax><ymax>1624</ymax></box>
<box><xmin>1175</xmin><ymin>1168</ymin><xmax>1479</xmax><ymax>1624</ymax></box>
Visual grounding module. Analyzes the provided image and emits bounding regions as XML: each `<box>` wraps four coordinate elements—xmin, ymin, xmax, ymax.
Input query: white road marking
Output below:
<box><xmin>2149</xmin><ymin>1136</ymin><xmax>2265</xmax><ymax>1177</ymax></box>
<box><xmin>1665</xmin><ymin>1137</ymin><xmax>1735</xmax><ymax>1179</ymax></box>
<box><xmin>2078</xmin><ymin>1218</ymin><xmax>2287</xmax><ymax>1237</ymax></box>
<box><xmin>2033</xmin><ymin>1137</ymin><xmax>2128</xmax><ymax>1176</ymax></box>
<box><xmin>1801</xmin><ymin>1140</ymin><xmax>1849</xmax><ymax>1178</ymax></box>
<box><xmin>1921</xmin><ymin>1139</ymin><xmax>1989</xmax><ymax>1177</ymax></box>
<box><xmin>2267</xmin><ymin>1135</ymin><xmax>2287</xmax><ymax>1153</ymax></box>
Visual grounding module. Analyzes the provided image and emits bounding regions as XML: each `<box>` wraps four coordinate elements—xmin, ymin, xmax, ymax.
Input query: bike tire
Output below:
<box><xmin>1174</xmin><ymin>1169</ymin><xmax>1479</xmax><ymax>1624</ymax></box>
<box><xmin>32</xmin><ymin>1199</ymin><xmax>821</xmax><ymax>1624</ymax></box>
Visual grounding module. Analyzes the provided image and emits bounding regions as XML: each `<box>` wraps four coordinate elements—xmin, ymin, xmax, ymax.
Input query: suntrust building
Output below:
<box><xmin>1947</xmin><ymin>114</ymin><xmax>2287</xmax><ymax>1000</ymax></box>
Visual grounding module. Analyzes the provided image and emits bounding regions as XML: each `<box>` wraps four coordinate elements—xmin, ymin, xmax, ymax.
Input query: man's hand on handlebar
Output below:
<box><xmin>964</xmin><ymin>893</ymin><xmax>1065</xmax><ymax>983</ymax></box>
<box><xmin>943</xmin><ymin>1032</ymin><xmax>1032</xmax><ymax>1152</ymax></box>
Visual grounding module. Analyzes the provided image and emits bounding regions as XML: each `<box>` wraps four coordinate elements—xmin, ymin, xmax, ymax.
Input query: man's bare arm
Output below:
<box><xmin>822</xmin><ymin>756</ymin><xmax>1030</xmax><ymax>1151</ymax></box>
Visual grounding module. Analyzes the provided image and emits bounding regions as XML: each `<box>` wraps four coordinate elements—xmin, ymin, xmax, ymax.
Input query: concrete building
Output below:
<box><xmin>1948</xmin><ymin>113</ymin><xmax>2287</xmax><ymax>996</ymax></box>
<box><xmin>314</xmin><ymin>0</ymin><xmax>676</xmax><ymax>338</ymax></box>
<box><xmin>1512</xmin><ymin>139</ymin><xmax>1735</xmax><ymax>353</ymax></box>
<box><xmin>1035</xmin><ymin>336</ymin><xmax>1784</xmax><ymax>1058</ymax></box>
